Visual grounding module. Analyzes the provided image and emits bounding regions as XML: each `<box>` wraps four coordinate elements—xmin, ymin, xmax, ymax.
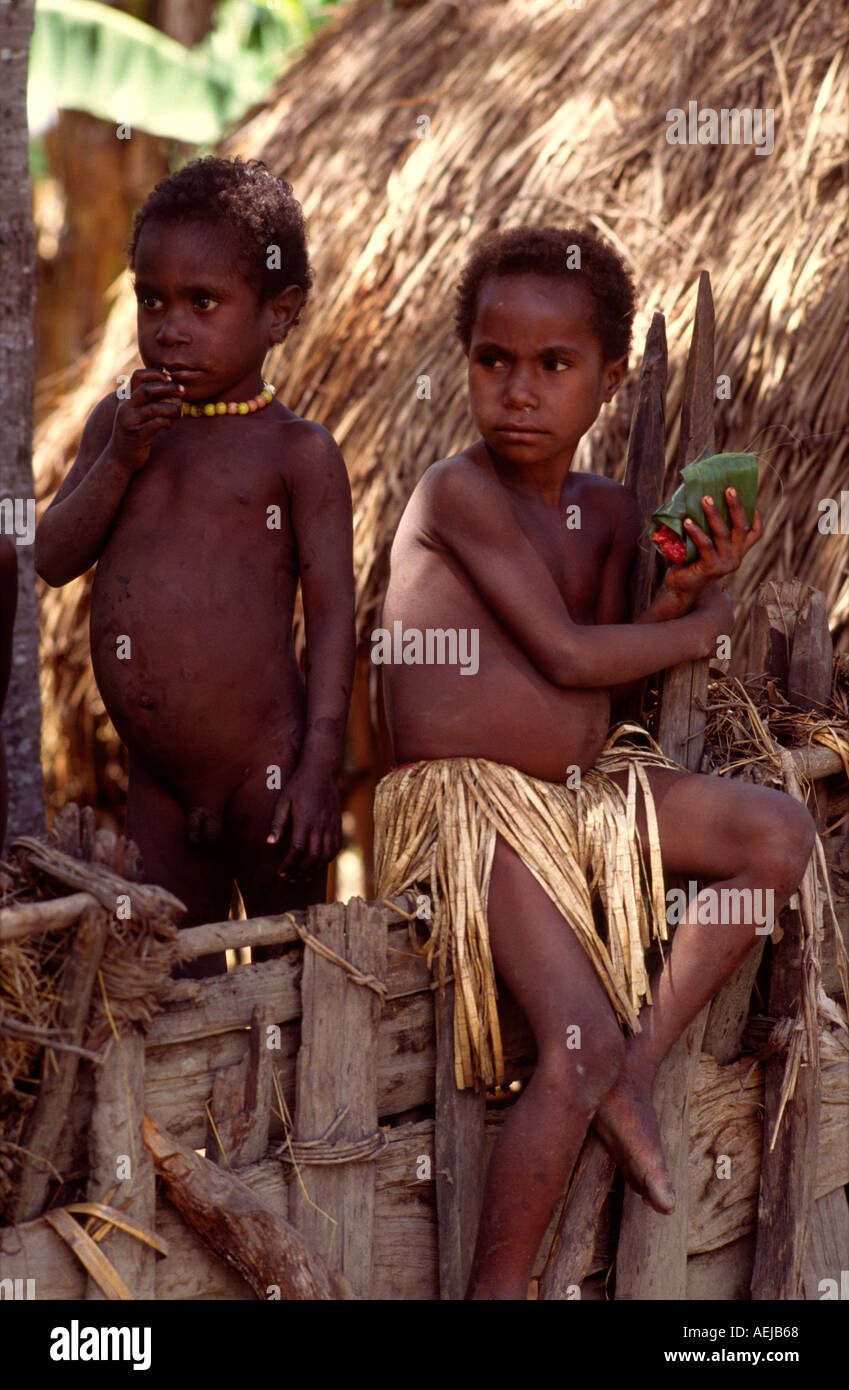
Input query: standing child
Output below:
<box><xmin>373</xmin><ymin>227</ymin><xmax>815</xmax><ymax>1299</ymax></box>
<box><xmin>36</xmin><ymin>157</ymin><xmax>355</xmax><ymax>973</ymax></box>
<box><xmin>0</xmin><ymin>536</ymin><xmax>18</xmax><ymax>853</ymax></box>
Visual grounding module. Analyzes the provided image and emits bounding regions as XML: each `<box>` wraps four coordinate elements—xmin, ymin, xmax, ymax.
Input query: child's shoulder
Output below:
<box><xmin>274</xmin><ymin>413</ymin><xmax>345</xmax><ymax>470</ymax></box>
<box><xmin>80</xmin><ymin>390</ymin><xmax>120</xmax><ymax>450</ymax></box>
<box><xmin>574</xmin><ymin>473</ymin><xmax>642</xmax><ymax>539</ymax></box>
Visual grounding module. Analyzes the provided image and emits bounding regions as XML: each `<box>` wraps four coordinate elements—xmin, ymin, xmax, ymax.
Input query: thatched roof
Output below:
<box><xmin>35</xmin><ymin>0</ymin><xmax>849</xmax><ymax>811</ymax></box>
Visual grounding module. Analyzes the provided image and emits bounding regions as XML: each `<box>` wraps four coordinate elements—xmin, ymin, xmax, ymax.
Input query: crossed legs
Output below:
<box><xmin>466</xmin><ymin>766</ymin><xmax>815</xmax><ymax>1299</ymax></box>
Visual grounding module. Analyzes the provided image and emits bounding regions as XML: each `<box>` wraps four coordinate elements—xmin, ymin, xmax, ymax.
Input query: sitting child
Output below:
<box><xmin>373</xmin><ymin>226</ymin><xmax>814</xmax><ymax>1299</ymax></box>
<box><xmin>36</xmin><ymin>157</ymin><xmax>355</xmax><ymax>973</ymax></box>
<box><xmin>0</xmin><ymin>536</ymin><xmax>18</xmax><ymax>852</ymax></box>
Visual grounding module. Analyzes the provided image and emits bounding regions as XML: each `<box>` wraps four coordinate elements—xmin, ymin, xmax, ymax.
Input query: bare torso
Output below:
<box><xmin>90</xmin><ymin>400</ymin><xmax>309</xmax><ymax>805</ymax></box>
<box><xmin>382</xmin><ymin>444</ymin><xmax>620</xmax><ymax>780</ymax></box>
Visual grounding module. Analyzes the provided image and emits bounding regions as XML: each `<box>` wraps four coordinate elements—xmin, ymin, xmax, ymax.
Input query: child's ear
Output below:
<box><xmin>268</xmin><ymin>285</ymin><xmax>304</xmax><ymax>341</ymax></box>
<box><xmin>603</xmin><ymin>356</ymin><xmax>627</xmax><ymax>401</ymax></box>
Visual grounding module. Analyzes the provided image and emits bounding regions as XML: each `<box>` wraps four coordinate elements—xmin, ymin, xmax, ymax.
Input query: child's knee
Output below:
<box><xmin>537</xmin><ymin>1023</ymin><xmax>624</xmax><ymax>1114</ymax></box>
<box><xmin>755</xmin><ymin>797</ymin><xmax>816</xmax><ymax>893</ymax></box>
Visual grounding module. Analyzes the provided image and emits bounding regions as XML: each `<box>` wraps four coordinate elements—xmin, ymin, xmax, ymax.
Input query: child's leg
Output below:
<box><xmin>225</xmin><ymin>767</ymin><xmax>326</xmax><ymax>959</ymax></box>
<box><xmin>595</xmin><ymin>767</ymin><xmax>815</xmax><ymax>1211</ymax></box>
<box><xmin>125</xmin><ymin>755</ymin><xmax>235</xmax><ymax>978</ymax></box>
<box><xmin>466</xmin><ymin>834</ymin><xmax>626</xmax><ymax>1301</ymax></box>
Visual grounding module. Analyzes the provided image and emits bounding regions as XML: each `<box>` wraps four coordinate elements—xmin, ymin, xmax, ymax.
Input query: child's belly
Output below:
<box><xmin>90</xmin><ymin>543</ymin><xmax>303</xmax><ymax>797</ymax></box>
<box><xmin>383</xmin><ymin>628</ymin><xmax>612</xmax><ymax>782</ymax></box>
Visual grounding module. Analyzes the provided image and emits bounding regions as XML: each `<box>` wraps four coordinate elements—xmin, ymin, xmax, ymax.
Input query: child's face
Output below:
<box><xmin>467</xmin><ymin>274</ymin><xmax>626</xmax><ymax>468</ymax></box>
<box><xmin>132</xmin><ymin>219</ymin><xmax>302</xmax><ymax>401</ymax></box>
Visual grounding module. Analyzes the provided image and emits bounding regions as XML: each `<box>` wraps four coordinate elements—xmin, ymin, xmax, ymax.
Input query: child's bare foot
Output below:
<box><xmin>593</xmin><ymin>1072</ymin><xmax>676</xmax><ymax>1214</ymax></box>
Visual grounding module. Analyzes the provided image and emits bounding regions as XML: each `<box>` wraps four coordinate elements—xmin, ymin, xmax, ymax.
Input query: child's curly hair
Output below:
<box><xmin>454</xmin><ymin>225</ymin><xmax>636</xmax><ymax>362</ymax></box>
<box><xmin>127</xmin><ymin>156</ymin><xmax>313</xmax><ymax>323</ymax></box>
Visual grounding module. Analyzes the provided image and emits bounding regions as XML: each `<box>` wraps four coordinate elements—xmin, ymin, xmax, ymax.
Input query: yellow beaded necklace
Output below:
<box><xmin>179</xmin><ymin>382</ymin><xmax>276</xmax><ymax>418</ymax></box>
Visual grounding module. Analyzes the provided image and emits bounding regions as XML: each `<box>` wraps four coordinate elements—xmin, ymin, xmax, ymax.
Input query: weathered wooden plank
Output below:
<box><xmin>143</xmin><ymin>1027</ymin><xmax>298</xmax><ymax>1151</ymax></box>
<box><xmin>289</xmin><ymin>899</ymin><xmax>386</xmax><ymax>1298</ymax></box>
<box><xmin>539</xmin><ymin>1134</ymin><xmax>616</xmax><ymax>1299</ymax></box>
<box><xmin>703</xmin><ymin>941</ymin><xmax>766</xmax><ymax>1063</ymax></box>
<box><xmin>14</xmin><ymin>911</ymin><xmax>109</xmax><ymax>1223</ymax></box>
<box><xmin>787</xmin><ymin>585</ymin><xmax>832</xmax><ymax>715</ymax></box>
<box><xmin>745</xmin><ymin>578</ymin><xmax>804</xmax><ymax>687</ymax></box>
<box><xmin>149</xmin><ymin>918</ymin><xmax>428</xmax><ymax>1047</ymax></box>
<box><xmin>147</xmin><ymin>954</ymin><xmax>303</xmax><ymax>1047</ymax></box>
<box><xmin>674</xmin><ymin>270</ymin><xmax>716</xmax><ymax>474</ymax></box>
<box><xmin>656</xmin><ymin>269</ymin><xmax>715</xmax><ymax>770</ymax></box>
<box><xmin>752</xmin><ymin>581</ymin><xmax>832</xmax><ymax>1302</ymax></box>
<box><xmin>751</xmin><ymin>899</ymin><xmax>820</xmax><ymax>1300</ymax></box>
<box><xmin>5</xmin><ymin>1059</ymin><xmax>846</xmax><ymax>1301</ymax></box>
<box><xmin>616</xmin><ymin>275</ymin><xmax>718</xmax><ymax>1299</ymax></box>
<box><xmin>433</xmin><ymin>980</ymin><xmax>486</xmax><ymax>1299</ymax></box>
<box><xmin>205</xmin><ymin>1006</ymin><xmax>274</xmax><ymax>1168</ymax></box>
<box><xmin>85</xmin><ymin>1028</ymin><xmax>156</xmax><ymax>1299</ymax></box>
<box><xmin>686</xmin><ymin>1235</ymin><xmax>755</xmax><ymax>1300</ymax></box>
<box><xmin>619</xmin><ymin>311</ymin><xmax>667</xmax><ymax>724</ymax></box>
<box><xmin>624</xmin><ymin>311</ymin><xmax>668</xmax><ymax>623</ymax></box>
<box><xmin>615</xmin><ymin>1005</ymin><xmax>709</xmax><ymax>1299</ymax></box>
<box><xmin>143</xmin><ymin>1114</ymin><xmax>352</xmax><ymax>1300</ymax></box>
<box><xmin>802</xmin><ymin>1188</ymin><xmax>849</xmax><ymax>1300</ymax></box>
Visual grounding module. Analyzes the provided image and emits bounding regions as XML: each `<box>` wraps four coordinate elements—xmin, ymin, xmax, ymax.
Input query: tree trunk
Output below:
<box><xmin>0</xmin><ymin>0</ymin><xmax>45</xmax><ymax>845</ymax></box>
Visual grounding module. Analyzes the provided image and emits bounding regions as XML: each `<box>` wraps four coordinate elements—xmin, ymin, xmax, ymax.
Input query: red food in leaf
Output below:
<box><xmin>651</xmin><ymin>524</ymin><xmax>688</xmax><ymax>565</ymax></box>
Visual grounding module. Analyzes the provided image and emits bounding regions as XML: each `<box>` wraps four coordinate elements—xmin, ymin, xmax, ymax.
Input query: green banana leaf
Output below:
<box><xmin>30</xmin><ymin>0</ymin><xmax>231</xmax><ymax>143</ymax></box>
<box><xmin>650</xmin><ymin>452</ymin><xmax>759</xmax><ymax>563</ymax></box>
<box><xmin>28</xmin><ymin>0</ymin><xmax>338</xmax><ymax>145</ymax></box>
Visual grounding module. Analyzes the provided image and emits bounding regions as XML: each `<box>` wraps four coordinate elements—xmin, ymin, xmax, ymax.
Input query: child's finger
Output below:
<box><xmin>701</xmin><ymin>495</ymin><xmax>731</xmax><ymax>545</ymax></box>
<box><xmin>682</xmin><ymin>516</ymin><xmax>715</xmax><ymax>557</ymax></box>
<box><xmin>278</xmin><ymin>833</ymin><xmax>308</xmax><ymax>873</ymax></box>
<box><xmin>267</xmin><ymin>798</ymin><xmax>291</xmax><ymax>845</ymax></box>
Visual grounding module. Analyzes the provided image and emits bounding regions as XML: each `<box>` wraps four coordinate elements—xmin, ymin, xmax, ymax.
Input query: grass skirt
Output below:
<box><xmin>374</xmin><ymin>722</ymin><xmax>683</xmax><ymax>1090</ymax></box>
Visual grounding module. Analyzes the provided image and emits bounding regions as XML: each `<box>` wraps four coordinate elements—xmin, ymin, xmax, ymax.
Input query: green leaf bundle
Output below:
<box><xmin>650</xmin><ymin>452</ymin><xmax>759</xmax><ymax>564</ymax></box>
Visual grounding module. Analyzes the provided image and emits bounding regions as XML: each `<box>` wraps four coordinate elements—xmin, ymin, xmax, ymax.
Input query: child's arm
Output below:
<box><xmin>36</xmin><ymin>371</ymin><xmax>183</xmax><ymax>586</ymax></box>
<box><xmin>267</xmin><ymin>427</ymin><xmax>355</xmax><ymax>875</ymax></box>
<box><xmin>424</xmin><ymin>459</ymin><xmax>728</xmax><ymax>687</ymax></box>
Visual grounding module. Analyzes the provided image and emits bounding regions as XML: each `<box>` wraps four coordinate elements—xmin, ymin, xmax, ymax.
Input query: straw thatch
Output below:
<box><xmin>34</xmin><ymin>0</ymin><xmax>849</xmax><ymax>815</ymax></box>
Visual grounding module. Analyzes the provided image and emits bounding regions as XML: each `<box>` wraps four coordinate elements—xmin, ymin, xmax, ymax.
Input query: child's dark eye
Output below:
<box><xmin>195</xmin><ymin>295</ymin><xmax>217</xmax><ymax>310</ymax></box>
<box><xmin>544</xmin><ymin>358</ymin><xmax>570</xmax><ymax>372</ymax></box>
<box><xmin>478</xmin><ymin>352</ymin><xmax>505</xmax><ymax>368</ymax></box>
<box><xmin>137</xmin><ymin>294</ymin><xmax>162</xmax><ymax>311</ymax></box>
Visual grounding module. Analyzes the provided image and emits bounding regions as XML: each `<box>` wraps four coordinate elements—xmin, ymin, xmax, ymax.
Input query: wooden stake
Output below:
<box><xmin>656</xmin><ymin>269</ymin><xmax>715</xmax><ymax>769</ymax></box>
<box><xmin>14</xmin><ymin>911</ymin><xmax>108</xmax><ymax>1222</ymax></box>
<box><xmin>289</xmin><ymin>898</ymin><xmax>385</xmax><ymax>1298</ymax></box>
<box><xmin>615</xmin><ymin>1006</ymin><xmax>708</xmax><ymax>1299</ymax></box>
<box><xmin>621</xmin><ymin>310</ymin><xmax>668</xmax><ymax>724</ymax></box>
<box><xmin>434</xmin><ymin>979</ymin><xmax>486</xmax><ymax>1300</ymax></box>
<box><xmin>86</xmin><ymin>1028</ymin><xmax>156</xmax><ymax>1299</ymax></box>
<box><xmin>750</xmin><ymin>898</ymin><xmax>820</xmax><ymax>1299</ymax></box>
<box><xmin>205</xmin><ymin>1005</ymin><xmax>273</xmax><ymax>1168</ymax></box>
<box><xmin>539</xmin><ymin>1135</ymin><xmax>615</xmax><ymax>1299</ymax></box>
<box><xmin>751</xmin><ymin>599</ymin><xmax>830</xmax><ymax>1299</ymax></box>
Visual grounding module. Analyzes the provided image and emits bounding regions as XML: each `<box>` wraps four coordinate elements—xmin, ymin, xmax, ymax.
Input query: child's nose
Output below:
<box><xmin>503</xmin><ymin>373</ymin><xmax>537</xmax><ymax>410</ymax></box>
<box><xmin>155</xmin><ymin>311</ymin><xmax>191</xmax><ymax>344</ymax></box>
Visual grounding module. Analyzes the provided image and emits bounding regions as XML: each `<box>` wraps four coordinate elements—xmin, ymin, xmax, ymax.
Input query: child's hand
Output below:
<box><xmin>661</xmin><ymin>487</ymin><xmax>763</xmax><ymax>608</ymax></box>
<box><xmin>267</xmin><ymin>765</ymin><xmax>342</xmax><ymax>877</ymax></box>
<box><xmin>109</xmin><ymin>369</ymin><xmax>184</xmax><ymax>472</ymax></box>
